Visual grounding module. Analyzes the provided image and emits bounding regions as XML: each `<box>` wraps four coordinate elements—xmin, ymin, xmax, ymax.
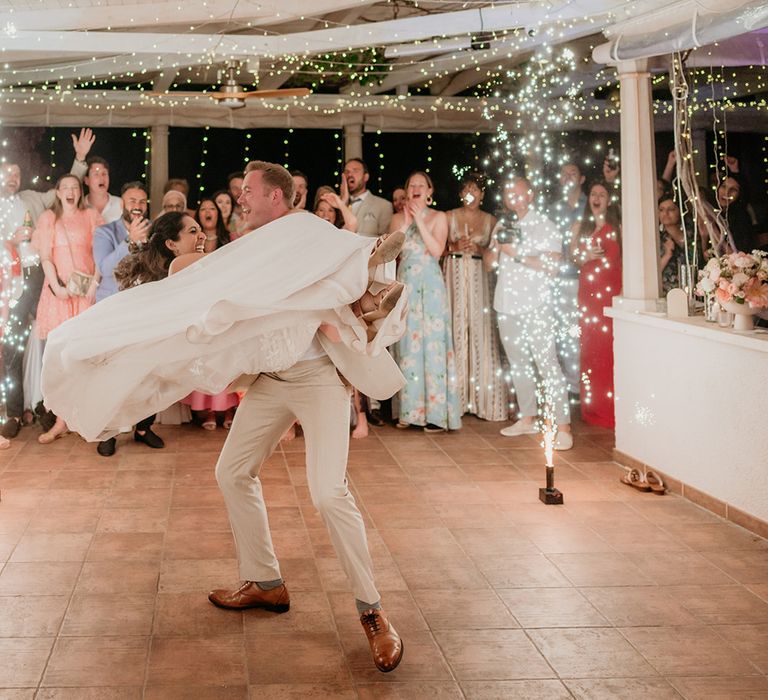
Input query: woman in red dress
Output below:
<box><xmin>571</xmin><ymin>181</ymin><xmax>622</xmax><ymax>429</ymax></box>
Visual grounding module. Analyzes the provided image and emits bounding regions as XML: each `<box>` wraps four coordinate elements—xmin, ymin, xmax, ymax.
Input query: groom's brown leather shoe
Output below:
<box><xmin>208</xmin><ymin>581</ymin><xmax>290</xmax><ymax>612</ymax></box>
<box><xmin>360</xmin><ymin>608</ymin><xmax>404</xmax><ymax>672</ymax></box>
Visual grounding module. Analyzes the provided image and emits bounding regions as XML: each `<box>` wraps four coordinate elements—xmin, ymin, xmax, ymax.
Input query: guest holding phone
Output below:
<box><xmin>93</xmin><ymin>181</ymin><xmax>151</xmax><ymax>302</ymax></box>
<box><xmin>91</xmin><ymin>180</ymin><xmax>166</xmax><ymax>456</ymax></box>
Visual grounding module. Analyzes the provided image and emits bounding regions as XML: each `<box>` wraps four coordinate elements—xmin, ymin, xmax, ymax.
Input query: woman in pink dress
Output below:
<box><xmin>570</xmin><ymin>181</ymin><xmax>622</xmax><ymax>429</ymax></box>
<box><xmin>33</xmin><ymin>173</ymin><xmax>103</xmax><ymax>443</ymax></box>
<box><xmin>180</xmin><ymin>197</ymin><xmax>239</xmax><ymax>430</ymax></box>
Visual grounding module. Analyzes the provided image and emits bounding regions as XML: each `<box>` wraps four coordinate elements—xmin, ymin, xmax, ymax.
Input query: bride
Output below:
<box><xmin>41</xmin><ymin>206</ymin><xmax>407</xmax><ymax>442</ymax></box>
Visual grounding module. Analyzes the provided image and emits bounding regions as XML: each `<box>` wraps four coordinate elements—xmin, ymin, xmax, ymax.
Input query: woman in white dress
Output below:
<box><xmin>41</xmin><ymin>210</ymin><xmax>408</xmax><ymax>442</ymax></box>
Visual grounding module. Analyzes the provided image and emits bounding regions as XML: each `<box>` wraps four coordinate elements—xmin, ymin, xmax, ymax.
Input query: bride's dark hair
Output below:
<box><xmin>114</xmin><ymin>212</ymin><xmax>186</xmax><ymax>289</ymax></box>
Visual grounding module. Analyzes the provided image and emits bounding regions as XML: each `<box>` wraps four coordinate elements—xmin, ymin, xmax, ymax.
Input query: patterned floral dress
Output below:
<box><xmin>443</xmin><ymin>211</ymin><xmax>508</xmax><ymax>421</ymax></box>
<box><xmin>395</xmin><ymin>221</ymin><xmax>462</xmax><ymax>430</ymax></box>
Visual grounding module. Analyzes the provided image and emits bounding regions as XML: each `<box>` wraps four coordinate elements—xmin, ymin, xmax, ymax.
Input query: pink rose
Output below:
<box><xmin>715</xmin><ymin>287</ymin><xmax>731</xmax><ymax>304</ymax></box>
<box><xmin>732</xmin><ymin>272</ymin><xmax>749</xmax><ymax>288</ymax></box>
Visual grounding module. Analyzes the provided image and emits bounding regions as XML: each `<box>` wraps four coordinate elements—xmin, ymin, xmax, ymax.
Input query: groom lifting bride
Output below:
<box><xmin>209</xmin><ymin>161</ymin><xmax>406</xmax><ymax>673</ymax></box>
<box><xmin>42</xmin><ymin>160</ymin><xmax>409</xmax><ymax>672</ymax></box>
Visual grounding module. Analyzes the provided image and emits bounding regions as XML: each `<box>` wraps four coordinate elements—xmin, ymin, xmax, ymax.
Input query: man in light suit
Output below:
<box><xmin>209</xmin><ymin>160</ymin><xmax>405</xmax><ymax>674</ymax></box>
<box><xmin>344</xmin><ymin>158</ymin><xmax>393</xmax><ymax>238</ymax></box>
<box><xmin>343</xmin><ymin>158</ymin><xmax>395</xmax><ymax>425</ymax></box>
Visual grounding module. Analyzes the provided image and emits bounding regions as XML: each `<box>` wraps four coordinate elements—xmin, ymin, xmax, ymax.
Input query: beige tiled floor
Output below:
<box><xmin>1</xmin><ymin>416</ymin><xmax>767</xmax><ymax>699</ymax></box>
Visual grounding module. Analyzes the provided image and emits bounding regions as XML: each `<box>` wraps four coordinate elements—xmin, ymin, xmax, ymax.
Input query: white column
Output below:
<box><xmin>615</xmin><ymin>59</ymin><xmax>660</xmax><ymax>310</ymax></box>
<box><xmin>149</xmin><ymin>124</ymin><xmax>169</xmax><ymax>218</ymax></box>
<box><xmin>692</xmin><ymin>129</ymin><xmax>708</xmax><ymax>188</ymax></box>
<box><xmin>343</xmin><ymin>115</ymin><xmax>363</xmax><ymax>162</ymax></box>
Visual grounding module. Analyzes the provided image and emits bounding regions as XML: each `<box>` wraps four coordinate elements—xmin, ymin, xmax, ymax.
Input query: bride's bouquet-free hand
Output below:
<box><xmin>696</xmin><ymin>250</ymin><xmax>768</xmax><ymax>309</ymax></box>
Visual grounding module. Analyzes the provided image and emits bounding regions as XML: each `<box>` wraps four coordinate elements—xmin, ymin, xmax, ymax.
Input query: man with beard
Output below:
<box><xmin>91</xmin><ymin>180</ymin><xmax>164</xmax><ymax>456</ymax></box>
<box><xmin>0</xmin><ymin>128</ymin><xmax>94</xmax><ymax>442</ymax></box>
<box><xmin>290</xmin><ymin>170</ymin><xmax>309</xmax><ymax>210</ymax></box>
<box><xmin>343</xmin><ymin>158</ymin><xmax>394</xmax><ymax>425</ymax></box>
<box><xmin>343</xmin><ymin>159</ymin><xmax>393</xmax><ymax>238</ymax></box>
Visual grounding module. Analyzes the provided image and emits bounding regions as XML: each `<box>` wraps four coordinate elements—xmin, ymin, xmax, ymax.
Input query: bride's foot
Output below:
<box><xmin>352</xmin><ymin>412</ymin><xmax>369</xmax><ymax>439</ymax></box>
<box><xmin>0</xmin><ymin>436</ymin><xmax>10</xmax><ymax>450</ymax></box>
<box><xmin>38</xmin><ymin>418</ymin><xmax>68</xmax><ymax>444</ymax></box>
<box><xmin>281</xmin><ymin>423</ymin><xmax>296</xmax><ymax>442</ymax></box>
<box><xmin>360</xmin><ymin>282</ymin><xmax>405</xmax><ymax>322</ymax></box>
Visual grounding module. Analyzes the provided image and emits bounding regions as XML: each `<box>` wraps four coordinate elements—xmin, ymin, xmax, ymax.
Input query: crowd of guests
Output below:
<box><xmin>1</xmin><ymin>128</ymin><xmax>764</xmax><ymax>454</ymax></box>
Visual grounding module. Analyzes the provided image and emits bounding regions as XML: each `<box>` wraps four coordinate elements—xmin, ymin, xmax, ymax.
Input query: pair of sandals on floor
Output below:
<box><xmin>620</xmin><ymin>467</ymin><xmax>666</xmax><ymax>494</ymax></box>
<box><xmin>355</xmin><ymin>231</ymin><xmax>406</xmax><ymax>342</ymax></box>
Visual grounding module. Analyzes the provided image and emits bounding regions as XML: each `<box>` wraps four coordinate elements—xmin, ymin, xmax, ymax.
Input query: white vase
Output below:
<box><xmin>722</xmin><ymin>300</ymin><xmax>755</xmax><ymax>331</ymax></box>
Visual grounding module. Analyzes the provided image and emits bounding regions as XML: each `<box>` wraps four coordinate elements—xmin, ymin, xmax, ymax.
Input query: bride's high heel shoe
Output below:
<box><xmin>368</xmin><ymin>231</ymin><xmax>405</xmax><ymax>280</ymax></box>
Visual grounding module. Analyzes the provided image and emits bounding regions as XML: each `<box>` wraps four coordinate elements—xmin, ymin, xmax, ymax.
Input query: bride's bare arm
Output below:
<box><xmin>319</xmin><ymin>323</ymin><xmax>342</xmax><ymax>343</ymax></box>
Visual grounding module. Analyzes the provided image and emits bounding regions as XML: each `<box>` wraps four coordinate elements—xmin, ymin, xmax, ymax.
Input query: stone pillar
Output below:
<box><xmin>343</xmin><ymin>116</ymin><xmax>363</xmax><ymax>162</ymax></box>
<box><xmin>149</xmin><ymin>124</ymin><xmax>169</xmax><ymax>218</ymax></box>
<box><xmin>615</xmin><ymin>59</ymin><xmax>660</xmax><ymax>309</ymax></box>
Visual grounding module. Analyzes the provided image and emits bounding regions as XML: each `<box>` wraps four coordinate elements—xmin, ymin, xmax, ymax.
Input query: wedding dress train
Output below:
<box><xmin>42</xmin><ymin>212</ymin><xmax>407</xmax><ymax>441</ymax></box>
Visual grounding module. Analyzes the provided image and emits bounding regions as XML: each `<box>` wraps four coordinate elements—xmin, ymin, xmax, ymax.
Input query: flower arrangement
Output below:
<box><xmin>696</xmin><ymin>250</ymin><xmax>768</xmax><ymax>309</ymax></box>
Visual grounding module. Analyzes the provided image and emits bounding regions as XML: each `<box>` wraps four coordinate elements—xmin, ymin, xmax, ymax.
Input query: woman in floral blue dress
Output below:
<box><xmin>391</xmin><ymin>171</ymin><xmax>462</xmax><ymax>432</ymax></box>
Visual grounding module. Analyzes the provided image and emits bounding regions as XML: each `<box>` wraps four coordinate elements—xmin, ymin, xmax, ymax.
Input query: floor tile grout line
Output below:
<box><xmin>384</xmin><ymin>427</ymin><xmax>557</xmax><ymax>689</ymax></box>
<box><xmin>31</xmin><ymin>495</ymin><xmax>103</xmax><ymax>694</ymax></box>
<box><xmin>352</xmin><ymin>434</ymin><xmax>470</xmax><ymax>688</ymax></box>
<box><xmin>3</xmin><ymin>422</ymin><xmax>768</xmax><ymax>694</ymax></box>
<box><xmin>140</xmin><ymin>456</ymin><xmax>177</xmax><ymax>697</ymax></box>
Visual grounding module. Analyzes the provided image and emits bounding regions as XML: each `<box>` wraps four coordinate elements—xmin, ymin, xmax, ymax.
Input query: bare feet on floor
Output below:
<box><xmin>352</xmin><ymin>412</ymin><xmax>369</xmax><ymax>439</ymax></box>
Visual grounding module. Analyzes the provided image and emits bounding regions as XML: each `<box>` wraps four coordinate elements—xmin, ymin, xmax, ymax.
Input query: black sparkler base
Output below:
<box><xmin>539</xmin><ymin>487</ymin><xmax>564</xmax><ymax>505</ymax></box>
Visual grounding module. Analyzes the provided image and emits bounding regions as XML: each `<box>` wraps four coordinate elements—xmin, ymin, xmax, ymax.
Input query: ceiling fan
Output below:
<box><xmin>148</xmin><ymin>65</ymin><xmax>310</xmax><ymax>109</ymax></box>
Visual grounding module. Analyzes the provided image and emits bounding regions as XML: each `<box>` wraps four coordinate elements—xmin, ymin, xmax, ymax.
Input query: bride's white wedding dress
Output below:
<box><xmin>42</xmin><ymin>211</ymin><xmax>407</xmax><ymax>441</ymax></box>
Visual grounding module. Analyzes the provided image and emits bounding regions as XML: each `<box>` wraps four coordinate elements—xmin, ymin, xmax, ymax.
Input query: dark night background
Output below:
<box><xmin>4</xmin><ymin>126</ymin><xmax>767</xmax><ymax>221</ymax></box>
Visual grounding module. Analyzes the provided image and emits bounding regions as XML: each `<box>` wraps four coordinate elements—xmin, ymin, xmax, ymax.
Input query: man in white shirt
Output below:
<box><xmin>549</xmin><ymin>161</ymin><xmax>587</xmax><ymax>396</ymax></box>
<box><xmin>491</xmin><ymin>177</ymin><xmax>573</xmax><ymax>450</ymax></box>
<box><xmin>83</xmin><ymin>156</ymin><xmax>123</xmax><ymax>223</ymax></box>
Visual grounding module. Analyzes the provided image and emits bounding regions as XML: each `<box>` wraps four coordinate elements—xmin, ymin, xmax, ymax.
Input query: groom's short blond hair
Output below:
<box><xmin>245</xmin><ymin>160</ymin><xmax>294</xmax><ymax>206</ymax></box>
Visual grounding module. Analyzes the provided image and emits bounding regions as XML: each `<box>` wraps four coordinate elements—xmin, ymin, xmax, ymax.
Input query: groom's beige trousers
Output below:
<box><xmin>215</xmin><ymin>356</ymin><xmax>380</xmax><ymax>605</ymax></box>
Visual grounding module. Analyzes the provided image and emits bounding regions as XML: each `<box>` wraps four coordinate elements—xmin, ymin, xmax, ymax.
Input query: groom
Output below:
<box><xmin>209</xmin><ymin>160</ymin><xmax>405</xmax><ymax>673</ymax></box>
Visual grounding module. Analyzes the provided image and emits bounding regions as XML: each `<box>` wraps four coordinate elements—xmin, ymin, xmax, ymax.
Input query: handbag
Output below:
<box><xmin>66</xmin><ymin>270</ymin><xmax>94</xmax><ymax>297</ymax></box>
<box><xmin>60</xmin><ymin>221</ymin><xmax>94</xmax><ymax>297</ymax></box>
